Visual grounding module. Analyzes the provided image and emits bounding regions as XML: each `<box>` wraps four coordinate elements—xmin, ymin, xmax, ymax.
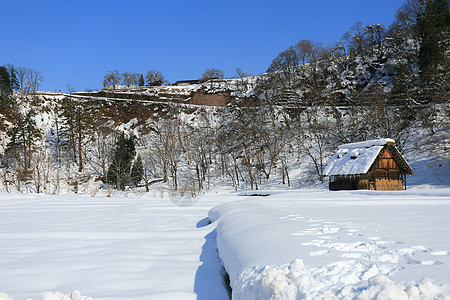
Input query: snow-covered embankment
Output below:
<box><xmin>209</xmin><ymin>190</ymin><xmax>450</xmax><ymax>299</ymax></box>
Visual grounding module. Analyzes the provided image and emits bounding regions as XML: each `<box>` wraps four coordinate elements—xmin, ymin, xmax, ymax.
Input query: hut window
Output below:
<box><xmin>375</xmin><ymin>170</ymin><xmax>387</xmax><ymax>179</ymax></box>
<box><xmin>389</xmin><ymin>170</ymin><xmax>400</xmax><ymax>180</ymax></box>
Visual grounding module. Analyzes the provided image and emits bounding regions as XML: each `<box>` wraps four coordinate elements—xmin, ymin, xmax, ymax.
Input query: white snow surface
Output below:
<box><xmin>209</xmin><ymin>189</ymin><xmax>450</xmax><ymax>299</ymax></box>
<box><xmin>0</xmin><ymin>192</ymin><xmax>231</xmax><ymax>300</ymax></box>
<box><xmin>323</xmin><ymin>146</ymin><xmax>384</xmax><ymax>176</ymax></box>
<box><xmin>1</xmin><ymin>188</ymin><xmax>449</xmax><ymax>299</ymax></box>
<box><xmin>323</xmin><ymin>139</ymin><xmax>396</xmax><ymax>176</ymax></box>
<box><xmin>337</xmin><ymin>138</ymin><xmax>395</xmax><ymax>150</ymax></box>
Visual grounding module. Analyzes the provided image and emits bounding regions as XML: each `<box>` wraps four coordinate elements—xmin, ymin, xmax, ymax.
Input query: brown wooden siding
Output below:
<box><xmin>329</xmin><ymin>175</ymin><xmax>361</xmax><ymax>190</ymax></box>
<box><xmin>373</xmin><ymin>149</ymin><xmax>401</xmax><ymax>180</ymax></box>
<box><xmin>376</xmin><ymin>149</ymin><xmax>398</xmax><ymax>169</ymax></box>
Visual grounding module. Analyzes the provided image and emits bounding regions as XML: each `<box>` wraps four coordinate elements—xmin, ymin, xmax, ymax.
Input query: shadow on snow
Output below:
<box><xmin>194</xmin><ymin>218</ymin><xmax>231</xmax><ymax>300</ymax></box>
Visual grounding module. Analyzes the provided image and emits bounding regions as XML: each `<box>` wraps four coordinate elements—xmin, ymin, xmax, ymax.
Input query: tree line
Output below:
<box><xmin>102</xmin><ymin>67</ymin><xmax>228</xmax><ymax>90</ymax></box>
<box><xmin>0</xmin><ymin>65</ymin><xmax>43</xmax><ymax>106</ymax></box>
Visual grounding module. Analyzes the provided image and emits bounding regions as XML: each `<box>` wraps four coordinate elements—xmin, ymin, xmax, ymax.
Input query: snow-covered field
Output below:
<box><xmin>0</xmin><ymin>192</ymin><xmax>230</xmax><ymax>300</ymax></box>
<box><xmin>0</xmin><ymin>188</ymin><xmax>449</xmax><ymax>299</ymax></box>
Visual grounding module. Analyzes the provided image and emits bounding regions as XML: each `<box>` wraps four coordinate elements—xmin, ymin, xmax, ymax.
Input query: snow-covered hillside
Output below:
<box><xmin>1</xmin><ymin>90</ymin><xmax>448</xmax><ymax>197</ymax></box>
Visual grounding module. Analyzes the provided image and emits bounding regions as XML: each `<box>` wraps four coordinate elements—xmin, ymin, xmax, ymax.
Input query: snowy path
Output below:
<box><xmin>0</xmin><ymin>192</ymin><xmax>230</xmax><ymax>300</ymax></box>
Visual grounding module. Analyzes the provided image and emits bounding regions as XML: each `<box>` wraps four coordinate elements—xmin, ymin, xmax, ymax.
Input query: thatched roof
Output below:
<box><xmin>324</xmin><ymin>139</ymin><xmax>413</xmax><ymax>176</ymax></box>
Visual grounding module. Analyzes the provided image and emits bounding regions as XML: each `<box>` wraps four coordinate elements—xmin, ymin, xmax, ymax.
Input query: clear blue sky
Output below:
<box><xmin>1</xmin><ymin>0</ymin><xmax>405</xmax><ymax>92</ymax></box>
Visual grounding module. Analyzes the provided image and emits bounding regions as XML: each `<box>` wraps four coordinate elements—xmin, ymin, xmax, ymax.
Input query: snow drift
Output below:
<box><xmin>209</xmin><ymin>190</ymin><xmax>450</xmax><ymax>299</ymax></box>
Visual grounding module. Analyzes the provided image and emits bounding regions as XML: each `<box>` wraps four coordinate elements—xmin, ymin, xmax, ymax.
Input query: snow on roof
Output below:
<box><xmin>337</xmin><ymin>138</ymin><xmax>395</xmax><ymax>149</ymax></box>
<box><xmin>324</xmin><ymin>139</ymin><xmax>395</xmax><ymax>176</ymax></box>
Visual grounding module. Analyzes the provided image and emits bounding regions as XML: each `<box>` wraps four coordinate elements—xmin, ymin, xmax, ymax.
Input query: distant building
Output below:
<box><xmin>174</xmin><ymin>79</ymin><xmax>208</xmax><ymax>86</ymax></box>
<box><xmin>323</xmin><ymin>139</ymin><xmax>413</xmax><ymax>190</ymax></box>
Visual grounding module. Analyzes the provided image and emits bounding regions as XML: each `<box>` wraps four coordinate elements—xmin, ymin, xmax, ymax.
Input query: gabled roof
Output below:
<box><xmin>323</xmin><ymin>138</ymin><xmax>409</xmax><ymax>176</ymax></box>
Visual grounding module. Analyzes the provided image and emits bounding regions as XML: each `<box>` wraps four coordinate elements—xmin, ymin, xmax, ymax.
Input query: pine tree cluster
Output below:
<box><xmin>106</xmin><ymin>134</ymin><xmax>142</xmax><ymax>190</ymax></box>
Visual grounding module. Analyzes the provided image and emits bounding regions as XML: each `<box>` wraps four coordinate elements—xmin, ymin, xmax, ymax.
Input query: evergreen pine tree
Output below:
<box><xmin>131</xmin><ymin>155</ymin><xmax>144</xmax><ymax>186</ymax></box>
<box><xmin>138</xmin><ymin>74</ymin><xmax>145</xmax><ymax>86</ymax></box>
<box><xmin>8</xmin><ymin>65</ymin><xmax>19</xmax><ymax>91</ymax></box>
<box><xmin>0</xmin><ymin>66</ymin><xmax>12</xmax><ymax>99</ymax></box>
<box><xmin>107</xmin><ymin>133</ymin><xmax>136</xmax><ymax>190</ymax></box>
<box><xmin>6</xmin><ymin>109</ymin><xmax>41</xmax><ymax>174</ymax></box>
<box><xmin>417</xmin><ymin>0</ymin><xmax>450</xmax><ymax>100</ymax></box>
<box><xmin>59</xmin><ymin>97</ymin><xmax>93</xmax><ymax>171</ymax></box>
<box><xmin>0</xmin><ymin>65</ymin><xmax>18</xmax><ymax>107</ymax></box>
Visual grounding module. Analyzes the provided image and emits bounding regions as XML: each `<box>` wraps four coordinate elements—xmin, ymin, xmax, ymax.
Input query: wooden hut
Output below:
<box><xmin>323</xmin><ymin>139</ymin><xmax>413</xmax><ymax>191</ymax></box>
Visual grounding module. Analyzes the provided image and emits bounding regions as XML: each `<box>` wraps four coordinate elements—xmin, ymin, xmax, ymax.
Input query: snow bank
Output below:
<box><xmin>234</xmin><ymin>261</ymin><xmax>447</xmax><ymax>300</ymax></box>
<box><xmin>41</xmin><ymin>290</ymin><xmax>94</xmax><ymax>300</ymax></box>
<box><xmin>359</xmin><ymin>276</ymin><xmax>445</xmax><ymax>300</ymax></box>
<box><xmin>0</xmin><ymin>294</ymin><xmax>12</xmax><ymax>300</ymax></box>
<box><xmin>210</xmin><ymin>190</ymin><xmax>450</xmax><ymax>299</ymax></box>
<box><xmin>0</xmin><ymin>291</ymin><xmax>94</xmax><ymax>300</ymax></box>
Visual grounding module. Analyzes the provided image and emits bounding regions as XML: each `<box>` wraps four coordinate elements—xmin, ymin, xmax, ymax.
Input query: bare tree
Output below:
<box><xmin>152</xmin><ymin>117</ymin><xmax>183</xmax><ymax>189</ymax></box>
<box><xmin>295</xmin><ymin>39</ymin><xmax>315</xmax><ymax>65</ymax></box>
<box><xmin>234</xmin><ymin>68</ymin><xmax>251</xmax><ymax>79</ymax></box>
<box><xmin>300</xmin><ymin>106</ymin><xmax>334</xmax><ymax>182</ymax></box>
<box><xmin>15</xmin><ymin>66</ymin><xmax>28</xmax><ymax>93</ymax></box>
<box><xmin>0</xmin><ymin>168</ymin><xmax>11</xmax><ymax>193</ymax></box>
<box><xmin>122</xmin><ymin>71</ymin><xmax>140</xmax><ymax>87</ymax></box>
<box><xmin>27</xmin><ymin>70</ymin><xmax>43</xmax><ymax>94</ymax></box>
<box><xmin>32</xmin><ymin>147</ymin><xmax>50</xmax><ymax>193</ymax></box>
<box><xmin>267</xmin><ymin>46</ymin><xmax>299</xmax><ymax>73</ymax></box>
<box><xmin>103</xmin><ymin>70</ymin><xmax>121</xmax><ymax>90</ymax></box>
<box><xmin>12</xmin><ymin>67</ymin><xmax>42</xmax><ymax>95</ymax></box>
<box><xmin>184</xmin><ymin>110</ymin><xmax>215</xmax><ymax>190</ymax></box>
<box><xmin>342</xmin><ymin>22</ymin><xmax>367</xmax><ymax>59</ymax></box>
<box><xmin>393</xmin><ymin>0</ymin><xmax>425</xmax><ymax>32</ymax></box>
<box><xmin>201</xmin><ymin>68</ymin><xmax>224</xmax><ymax>80</ymax></box>
<box><xmin>90</xmin><ymin>124</ymin><xmax>115</xmax><ymax>179</ymax></box>
<box><xmin>145</xmin><ymin>70</ymin><xmax>165</xmax><ymax>86</ymax></box>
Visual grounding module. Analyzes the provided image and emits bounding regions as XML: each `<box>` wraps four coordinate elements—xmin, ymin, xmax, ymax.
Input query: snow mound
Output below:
<box><xmin>233</xmin><ymin>259</ymin><xmax>307</xmax><ymax>299</ymax></box>
<box><xmin>0</xmin><ymin>291</ymin><xmax>94</xmax><ymax>300</ymax></box>
<box><xmin>41</xmin><ymin>290</ymin><xmax>94</xmax><ymax>300</ymax></box>
<box><xmin>233</xmin><ymin>260</ymin><xmax>448</xmax><ymax>300</ymax></box>
<box><xmin>359</xmin><ymin>277</ymin><xmax>446</xmax><ymax>300</ymax></box>
<box><xmin>0</xmin><ymin>294</ymin><xmax>13</xmax><ymax>300</ymax></box>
